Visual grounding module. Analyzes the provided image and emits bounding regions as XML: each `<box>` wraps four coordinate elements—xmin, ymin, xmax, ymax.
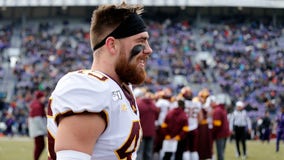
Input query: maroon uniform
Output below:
<box><xmin>197</xmin><ymin>108</ymin><xmax>213</xmax><ymax>160</ymax></box>
<box><xmin>161</xmin><ymin>107</ymin><xmax>189</xmax><ymax>139</ymax></box>
<box><xmin>29</xmin><ymin>98</ymin><xmax>46</xmax><ymax>118</ymax></box>
<box><xmin>161</xmin><ymin>101</ymin><xmax>189</xmax><ymax>160</ymax></box>
<box><xmin>28</xmin><ymin>91</ymin><xmax>46</xmax><ymax>160</ymax></box>
<box><xmin>212</xmin><ymin>104</ymin><xmax>230</xmax><ymax>140</ymax></box>
<box><xmin>137</xmin><ymin>97</ymin><xmax>159</xmax><ymax>137</ymax></box>
<box><xmin>184</xmin><ymin>100</ymin><xmax>201</xmax><ymax>159</ymax></box>
<box><xmin>137</xmin><ymin>96</ymin><xmax>159</xmax><ymax>160</ymax></box>
<box><xmin>187</xmin><ymin>129</ymin><xmax>199</xmax><ymax>151</ymax></box>
<box><xmin>212</xmin><ymin>104</ymin><xmax>231</xmax><ymax>160</ymax></box>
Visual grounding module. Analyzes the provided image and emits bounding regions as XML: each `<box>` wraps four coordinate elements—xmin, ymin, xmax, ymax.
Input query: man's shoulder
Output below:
<box><xmin>61</xmin><ymin>70</ymin><xmax>110</xmax><ymax>83</ymax></box>
<box><xmin>156</xmin><ymin>98</ymin><xmax>170</xmax><ymax>106</ymax></box>
<box><xmin>52</xmin><ymin>70</ymin><xmax>118</xmax><ymax>99</ymax></box>
<box><xmin>50</xmin><ymin>70</ymin><xmax>120</xmax><ymax>114</ymax></box>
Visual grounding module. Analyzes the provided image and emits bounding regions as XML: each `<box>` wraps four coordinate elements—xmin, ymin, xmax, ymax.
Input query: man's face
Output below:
<box><xmin>115</xmin><ymin>32</ymin><xmax>152</xmax><ymax>84</ymax></box>
<box><xmin>211</xmin><ymin>101</ymin><xmax>217</xmax><ymax>108</ymax></box>
<box><xmin>237</xmin><ymin>106</ymin><xmax>243</xmax><ymax>111</ymax></box>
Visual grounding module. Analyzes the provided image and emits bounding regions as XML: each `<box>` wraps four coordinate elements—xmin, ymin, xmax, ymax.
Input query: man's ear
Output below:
<box><xmin>105</xmin><ymin>37</ymin><xmax>117</xmax><ymax>54</ymax></box>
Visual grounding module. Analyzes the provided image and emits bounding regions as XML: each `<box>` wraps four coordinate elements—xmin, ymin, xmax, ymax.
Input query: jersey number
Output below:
<box><xmin>115</xmin><ymin>121</ymin><xmax>141</xmax><ymax>160</ymax></box>
<box><xmin>189</xmin><ymin>107</ymin><xmax>199</xmax><ymax>118</ymax></box>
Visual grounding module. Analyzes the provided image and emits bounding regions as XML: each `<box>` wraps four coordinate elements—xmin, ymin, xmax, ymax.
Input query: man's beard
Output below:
<box><xmin>115</xmin><ymin>49</ymin><xmax>146</xmax><ymax>85</ymax></box>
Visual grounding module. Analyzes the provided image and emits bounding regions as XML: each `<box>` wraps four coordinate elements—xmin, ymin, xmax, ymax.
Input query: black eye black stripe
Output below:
<box><xmin>129</xmin><ymin>44</ymin><xmax>145</xmax><ymax>61</ymax></box>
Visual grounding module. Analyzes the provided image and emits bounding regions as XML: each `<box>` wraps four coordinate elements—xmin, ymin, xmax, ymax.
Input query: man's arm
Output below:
<box><xmin>246</xmin><ymin>114</ymin><xmax>252</xmax><ymax>133</ymax></box>
<box><xmin>229</xmin><ymin>112</ymin><xmax>235</xmax><ymax>133</ymax></box>
<box><xmin>213</xmin><ymin>110</ymin><xmax>222</xmax><ymax>127</ymax></box>
<box><xmin>55</xmin><ymin>113</ymin><xmax>106</xmax><ymax>156</ymax></box>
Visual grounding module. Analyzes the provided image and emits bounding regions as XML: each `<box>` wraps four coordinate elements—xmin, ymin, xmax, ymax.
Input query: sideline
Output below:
<box><xmin>0</xmin><ymin>136</ymin><xmax>32</xmax><ymax>142</ymax></box>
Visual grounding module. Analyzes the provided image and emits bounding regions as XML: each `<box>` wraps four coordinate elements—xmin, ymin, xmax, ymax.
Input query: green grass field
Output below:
<box><xmin>0</xmin><ymin>136</ymin><xmax>283</xmax><ymax>160</ymax></box>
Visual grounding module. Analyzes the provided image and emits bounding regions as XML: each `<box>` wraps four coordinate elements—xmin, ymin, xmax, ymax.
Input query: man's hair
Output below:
<box><xmin>178</xmin><ymin>100</ymin><xmax>185</xmax><ymax>109</ymax></box>
<box><xmin>90</xmin><ymin>2</ymin><xmax>144</xmax><ymax>50</ymax></box>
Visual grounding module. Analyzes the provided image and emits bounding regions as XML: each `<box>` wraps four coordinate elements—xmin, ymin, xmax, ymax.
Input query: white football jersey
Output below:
<box><xmin>47</xmin><ymin>70</ymin><xmax>142</xmax><ymax>160</ymax></box>
<box><xmin>185</xmin><ymin>100</ymin><xmax>202</xmax><ymax>131</ymax></box>
<box><xmin>155</xmin><ymin>98</ymin><xmax>171</xmax><ymax>126</ymax></box>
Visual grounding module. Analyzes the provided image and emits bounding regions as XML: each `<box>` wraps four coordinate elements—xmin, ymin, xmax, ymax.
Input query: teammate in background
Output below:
<box><xmin>178</xmin><ymin>86</ymin><xmax>193</xmax><ymax>101</ymax></box>
<box><xmin>229</xmin><ymin>101</ymin><xmax>251</xmax><ymax>159</ymax></box>
<box><xmin>47</xmin><ymin>2</ymin><xmax>152</xmax><ymax>160</ymax></box>
<box><xmin>28</xmin><ymin>91</ymin><xmax>47</xmax><ymax>160</ymax></box>
<box><xmin>196</xmin><ymin>88</ymin><xmax>214</xmax><ymax>160</ymax></box>
<box><xmin>276</xmin><ymin>105</ymin><xmax>284</xmax><ymax>152</ymax></box>
<box><xmin>161</xmin><ymin>100</ymin><xmax>189</xmax><ymax>160</ymax></box>
<box><xmin>137</xmin><ymin>90</ymin><xmax>160</xmax><ymax>160</ymax></box>
<box><xmin>184</xmin><ymin>98</ymin><xmax>202</xmax><ymax>160</ymax></box>
<box><xmin>210</xmin><ymin>96</ymin><xmax>230</xmax><ymax>160</ymax></box>
<box><xmin>178</xmin><ymin>86</ymin><xmax>200</xmax><ymax>160</ymax></box>
<box><xmin>154</xmin><ymin>88</ymin><xmax>173</xmax><ymax>156</ymax></box>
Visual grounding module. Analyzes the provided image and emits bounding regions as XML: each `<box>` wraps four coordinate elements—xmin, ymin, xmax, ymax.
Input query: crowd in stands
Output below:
<box><xmin>0</xmin><ymin>15</ymin><xmax>284</xmax><ymax>138</ymax></box>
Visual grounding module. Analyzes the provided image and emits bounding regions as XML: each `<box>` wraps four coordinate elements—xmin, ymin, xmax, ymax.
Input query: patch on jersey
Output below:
<box><xmin>121</xmin><ymin>104</ymin><xmax>128</xmax><ymax>111</ymax></box>
<box><xmin>112</xmin><ymin>90</ymin><xmax>123</xmax><ymax>101</ymax></box>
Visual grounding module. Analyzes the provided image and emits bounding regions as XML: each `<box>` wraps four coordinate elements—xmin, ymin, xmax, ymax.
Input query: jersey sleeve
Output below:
<box><xmin>50</xmin><ymin>71</ymin><xmax>111</xmax><ymax>119</ymax></box>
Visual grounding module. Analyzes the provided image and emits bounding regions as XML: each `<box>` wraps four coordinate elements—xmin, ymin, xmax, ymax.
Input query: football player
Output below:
<box><xmin>47</xmin><ymin>2</ymin><xmax>152</xmax><ymax>160</ymax></box>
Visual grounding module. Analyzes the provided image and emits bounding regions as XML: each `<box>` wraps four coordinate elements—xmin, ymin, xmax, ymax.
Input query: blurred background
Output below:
<box><xmin>0</xmin><ymin>0</ymin><xmax>283</xmax><ymax>151</ymax></box>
